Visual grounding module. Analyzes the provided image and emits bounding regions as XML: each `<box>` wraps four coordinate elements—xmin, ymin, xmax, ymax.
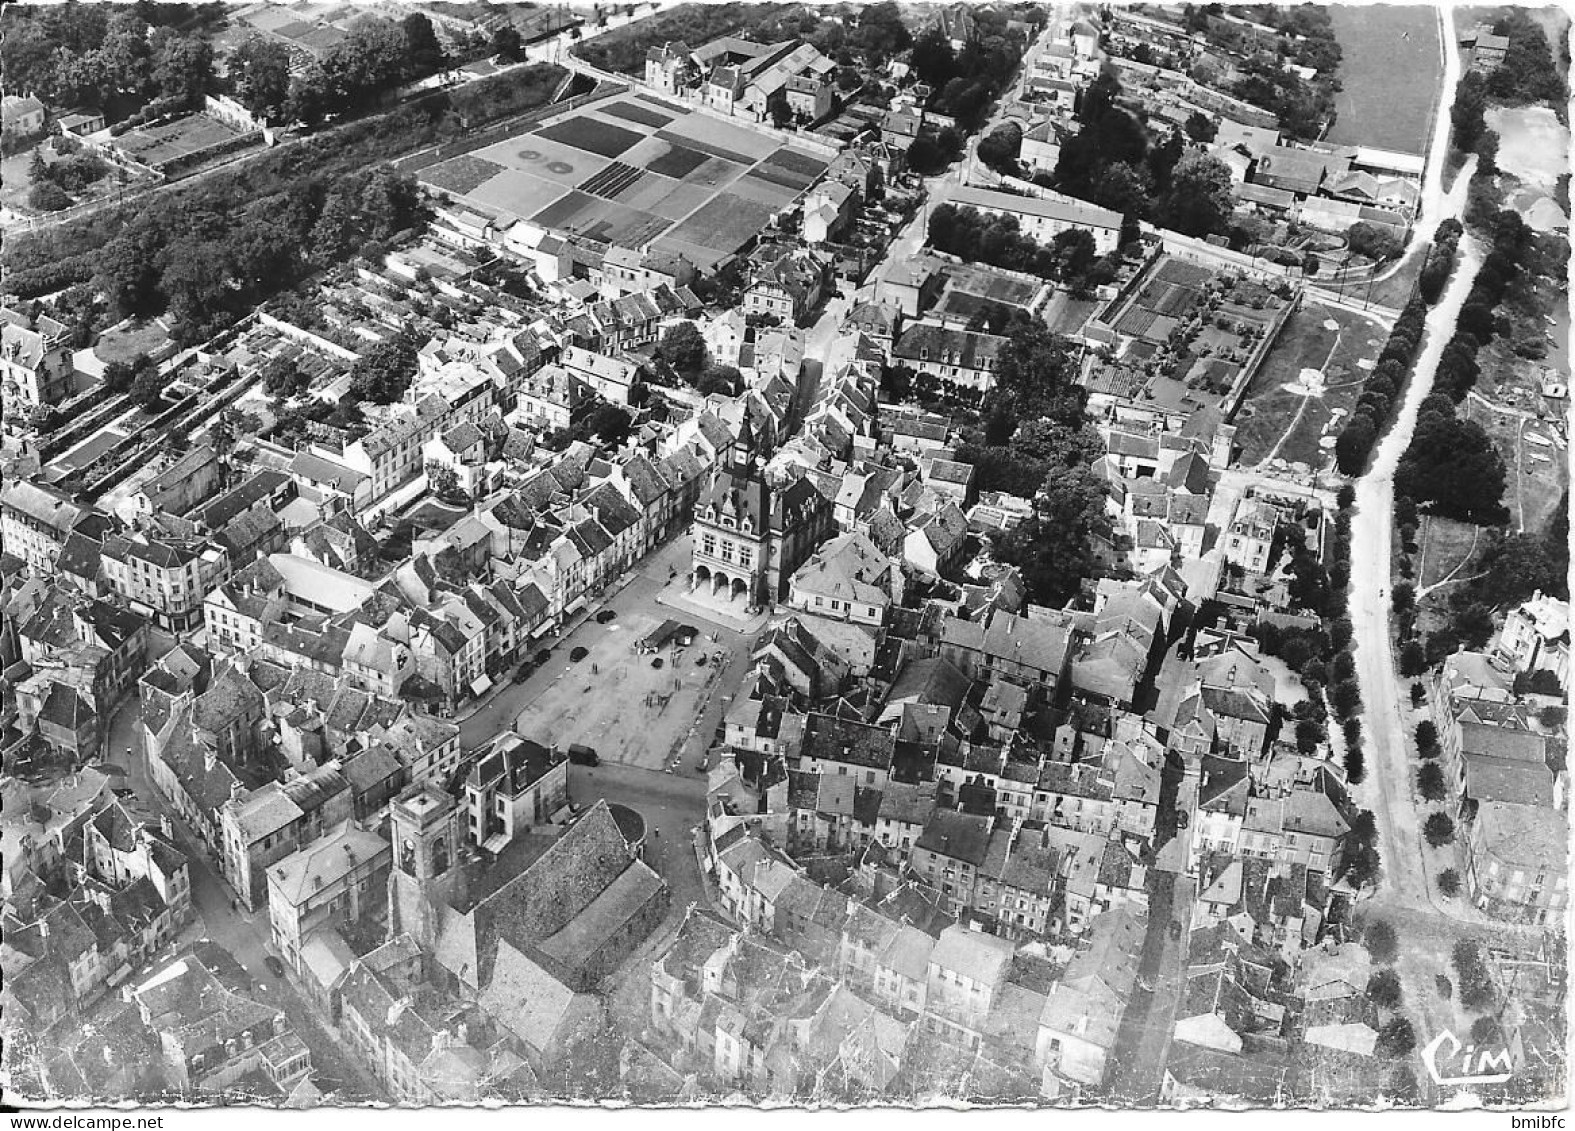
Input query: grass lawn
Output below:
<box><xmin>1232</xmin><ymin>301</ymin><xmax>1388</xmax><ymax>467</ymax></box>
<box><xmin>0</xmin><ymin>151</ymin><xmax>37</xmax><ymax>211</ymax></box>
<box><xmin>1320</xmin><ymin>244</ymin><xmax>1425</xmax><ymax>312</ymax></box>
<box><xmin>1416</xmin><ymin>514</ymin><xmax>1481</xmax><ymax>590</ymax></box>
<box><xmin>94</xmin><ymin>320</ymin><xmax>173</xmax><ymax>364</ymax></box>
<box><xmin>1325</xmin><ymin>4</ymin><xmax>1443</xmax><ymax>157</ymax></box>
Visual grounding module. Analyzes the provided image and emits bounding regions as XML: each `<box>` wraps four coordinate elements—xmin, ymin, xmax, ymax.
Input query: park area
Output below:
<box><xmin>1233</xmin><ymin>300</ymin><xmax>1389</xmax><ymax>468</ymax></box>
<box><xmin>417</xmin><ymin>88</ymin><xmax>830</xmax><ymax>269</ymax></box>
<box><xmin>1325</xmin><ymin>4</ymin><xmax>1443</xmax><ymax>157</ymax></box>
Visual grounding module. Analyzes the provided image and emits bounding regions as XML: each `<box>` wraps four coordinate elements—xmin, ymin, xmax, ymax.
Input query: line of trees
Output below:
<box><xmin>1393</xmin><ymin>210</ymin><xmax>1533</xmax><ymax>526</ymax></box>
<box><xmin>2</xmin><ymin>62</ymin><xmax>565</xmax><ymax>305</ymax></box>
<box><xmin>1478</xmin><ymin>11</ymin><xmax>1569</xmax><ymax>108</ymax></box>
<box><xmin>1333</xmin><ymin>295</ymin><xmax>1429</xmax><ymax>475</ymax></box>
<box><xmin>1418</xmin><ymin>219</ymin><xmax>1463</xmax><ymax>304</ymax></box>
<box><xmin>88</xmin><ymin>163</ymin><xmax>425</xmax><ymax>347</ymax></box>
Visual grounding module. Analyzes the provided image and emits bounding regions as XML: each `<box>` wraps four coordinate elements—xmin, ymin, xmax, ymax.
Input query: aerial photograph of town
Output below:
<box><xmin>0</xmin><ymin>0</ymin><xmax>1567</xmax><ymax>1116</ymax></box>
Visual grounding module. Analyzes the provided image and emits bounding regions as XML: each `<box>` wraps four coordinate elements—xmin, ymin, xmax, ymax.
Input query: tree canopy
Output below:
<box><xmin>348</xmin><ymin>331</ymin><xmax>422</xmax><ymax>404</ymax></box>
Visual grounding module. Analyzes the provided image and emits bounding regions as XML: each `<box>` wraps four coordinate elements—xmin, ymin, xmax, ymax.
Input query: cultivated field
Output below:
<box><xmin>418</xmin><ymin>88</ymin><xmax>830</xmax><ymax>269</ymax></box>
<box><xmin>115</xmin><ymin>112</ymin><xmax>243</xmax><ymax>168</ymax></box>
<box><xmin>1325</xmin><ymin>4</ymin><xmax>1443</xmax><ymax>156</ymax></box>
<box><xmin>1233</xmin><ymin>300</ymin><xmax>1388</xmax><ymax>468</ymax></box>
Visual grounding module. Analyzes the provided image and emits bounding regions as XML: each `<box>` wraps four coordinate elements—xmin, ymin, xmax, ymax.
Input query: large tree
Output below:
<box><xmin>348</xmin><ymin>331</ymin><xmax>422</xmax><ymax>404</ymax></box>
<box><xmin>229</xmin><ymin>35</ymin><xmax>293</xmax><ymax>122</ymax></box>
<box><xmin>1153</xmin><ymin>150</ymin><xmax>1235</xmax><ymax>238</ymax></box>
<box><xmin>982</xmin><ymin>320</ymin><xmax>1086</xmax><ymax>434</ymax></box>
<box><xmin>911</xmin><ymin>28</ymin><xmax>957</xmax><ymax>87</ymax></box>
<box><xmin>402</xmin><ymin>13</ymin><xmax>446</xmax><ymax>77</ymax></box>
<box><xmin>660</xmin><ymin>320</ymin><xmax>708</xmax><ymax>373</ymax></box>
<box><xmin>993</xmin><ymin>464</ymin><xmax>1107</xmax><ymax>607</ymax></box>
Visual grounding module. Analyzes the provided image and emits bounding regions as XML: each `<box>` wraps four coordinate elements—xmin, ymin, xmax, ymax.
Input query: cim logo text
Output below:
<box><xmin>1422</xmin><ymin>1028</ymin><xmax>1515</xmax><ymax>1086</ymax></box>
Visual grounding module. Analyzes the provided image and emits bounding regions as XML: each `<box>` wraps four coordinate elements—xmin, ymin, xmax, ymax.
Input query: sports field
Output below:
<box><xmin>418</xmin><ymin>89</ymin><xmax>831</xmax><ymax>270</ymax></box>
<box><xmin>1325</xmin><ymin>5</ymin><xmax>1442</xmax><ymax>156</ymax></box>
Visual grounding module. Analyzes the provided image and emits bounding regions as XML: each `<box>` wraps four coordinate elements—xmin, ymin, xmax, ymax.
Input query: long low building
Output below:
<box><xmin>948</xmin><ymin>184</ymin><xmax>1124</xmax><ymax>254</ymax></box>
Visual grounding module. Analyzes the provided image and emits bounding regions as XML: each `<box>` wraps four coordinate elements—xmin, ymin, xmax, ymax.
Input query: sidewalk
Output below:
<box><xmin>654</xmin><ymin>582</ymin><xmax>771</xmax><ymax>635</ymax></box>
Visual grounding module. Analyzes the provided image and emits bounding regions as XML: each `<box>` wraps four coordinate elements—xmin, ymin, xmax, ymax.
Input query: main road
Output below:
<box><xmin>1345</xmin><ymin>0</ymin><xmax>1477</xmax><ymax>919</ymax></box>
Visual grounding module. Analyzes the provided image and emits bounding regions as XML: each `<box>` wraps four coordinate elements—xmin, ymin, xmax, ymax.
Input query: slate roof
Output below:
<box><xmin>802</xmin><ymin>712</ymin><xmax>895</xmax><ymax>772</ymax></box>
<box><xmin>915</xmin><ymin>808</ymin><xmax>992</xmax><ymax>866</ymax></box>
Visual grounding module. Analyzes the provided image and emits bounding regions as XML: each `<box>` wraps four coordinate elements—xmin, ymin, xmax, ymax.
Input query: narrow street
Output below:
<box><xmin>104</xmin><ymin>698</ymin><xmax>388</xmax><ymax>1100</ymax></box>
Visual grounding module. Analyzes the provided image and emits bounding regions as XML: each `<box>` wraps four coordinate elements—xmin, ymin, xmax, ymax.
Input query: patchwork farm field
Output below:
<box><xmin>419</xmin><ymin>89</ymin><xmax>830</xmax><ymax>269</ymax></box>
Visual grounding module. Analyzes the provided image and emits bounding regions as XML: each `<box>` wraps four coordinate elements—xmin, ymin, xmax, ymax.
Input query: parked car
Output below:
<box><xmin>567</xmin><ymin>743</ymin><xmax>600</xmax><ymax>766</ymax></box>
<box><xmin>534</xmin><ymin>648</ymin><xmax>552</xmax><ymax>666</ymax></box>
<box><xmin>513</xmin><ymin>662</ymin><xmax>535</xmax><ymax>684</ymax></box>
<box><xmin>265</xmin><ymin>955</ymin><xmax>286</xmax><ymax>978</ymax></box>
<box><xmin>570</xmin><ymin>646</ymin><xmax>589</xmax><ymax>662</ymax></box>
<box><xmin>595</xmin><ymin>608</ymin><xmax>617</xmax><ymax>624</ymax></box>
<box><xmin>652</xmin><ymin>657</ymin><xmax>664</xmax><ymax>669</ymax></box>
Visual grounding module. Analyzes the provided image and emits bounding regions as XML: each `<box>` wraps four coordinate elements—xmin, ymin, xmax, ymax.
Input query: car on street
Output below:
<box><xmin>534</xmin><ymin>648</ymin><xmax>552</xmax><ymax>666</ymax></box>
<box><xmin>265</xmin><ymin>955</ymin><xmax>286</xmax><ymax>978</ymax></box>
<box><xmin>570</xmin><ymin>646</ymin><xmax>589</xmax><ymax>662</ymax></box>
<box><xmin>652</xmin><ymin>657</ymin><xmax>664</xmax><ymax>669</ymax></box>
<box><xmin>595</xmin><ymin>608</ymin><xmax>617</xmax><ymax>624</ymax></box>
<box><xmin>513</xmin><ymin>662</ymin><xmax>535</xmax><ymax>684</ymax></box>
<box><xmin>568</xmin><ymin>744</ymin><xmax>600</xmax><ymax>766</ymax></box>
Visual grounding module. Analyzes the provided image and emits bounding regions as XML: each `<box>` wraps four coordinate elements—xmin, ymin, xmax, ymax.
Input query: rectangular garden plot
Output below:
<box><xmin>645</xmin><ymin>143</ymin><xmax>714</xmax><ymax>179</ymax></box>
<box><xmin>599</xmin><ymin>100</ymin><xmax>676</xmax><ymax>129</ymax></box>
<box><xmin>537</xmin><ymin>117</ymin><xmax>644</xmax><ymax>159</ymax></box>
<box><xmin>422</xmin><ymin>154</ymin><xmax>507</xmax><ymax>195</ymax></box>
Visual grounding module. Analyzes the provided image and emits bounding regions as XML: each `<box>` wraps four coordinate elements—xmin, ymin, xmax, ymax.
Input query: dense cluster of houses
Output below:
<box><xmin>1</xmin><ymin>1</ymin><xmax>1568</xmax><ymax>1108</ymax></box>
